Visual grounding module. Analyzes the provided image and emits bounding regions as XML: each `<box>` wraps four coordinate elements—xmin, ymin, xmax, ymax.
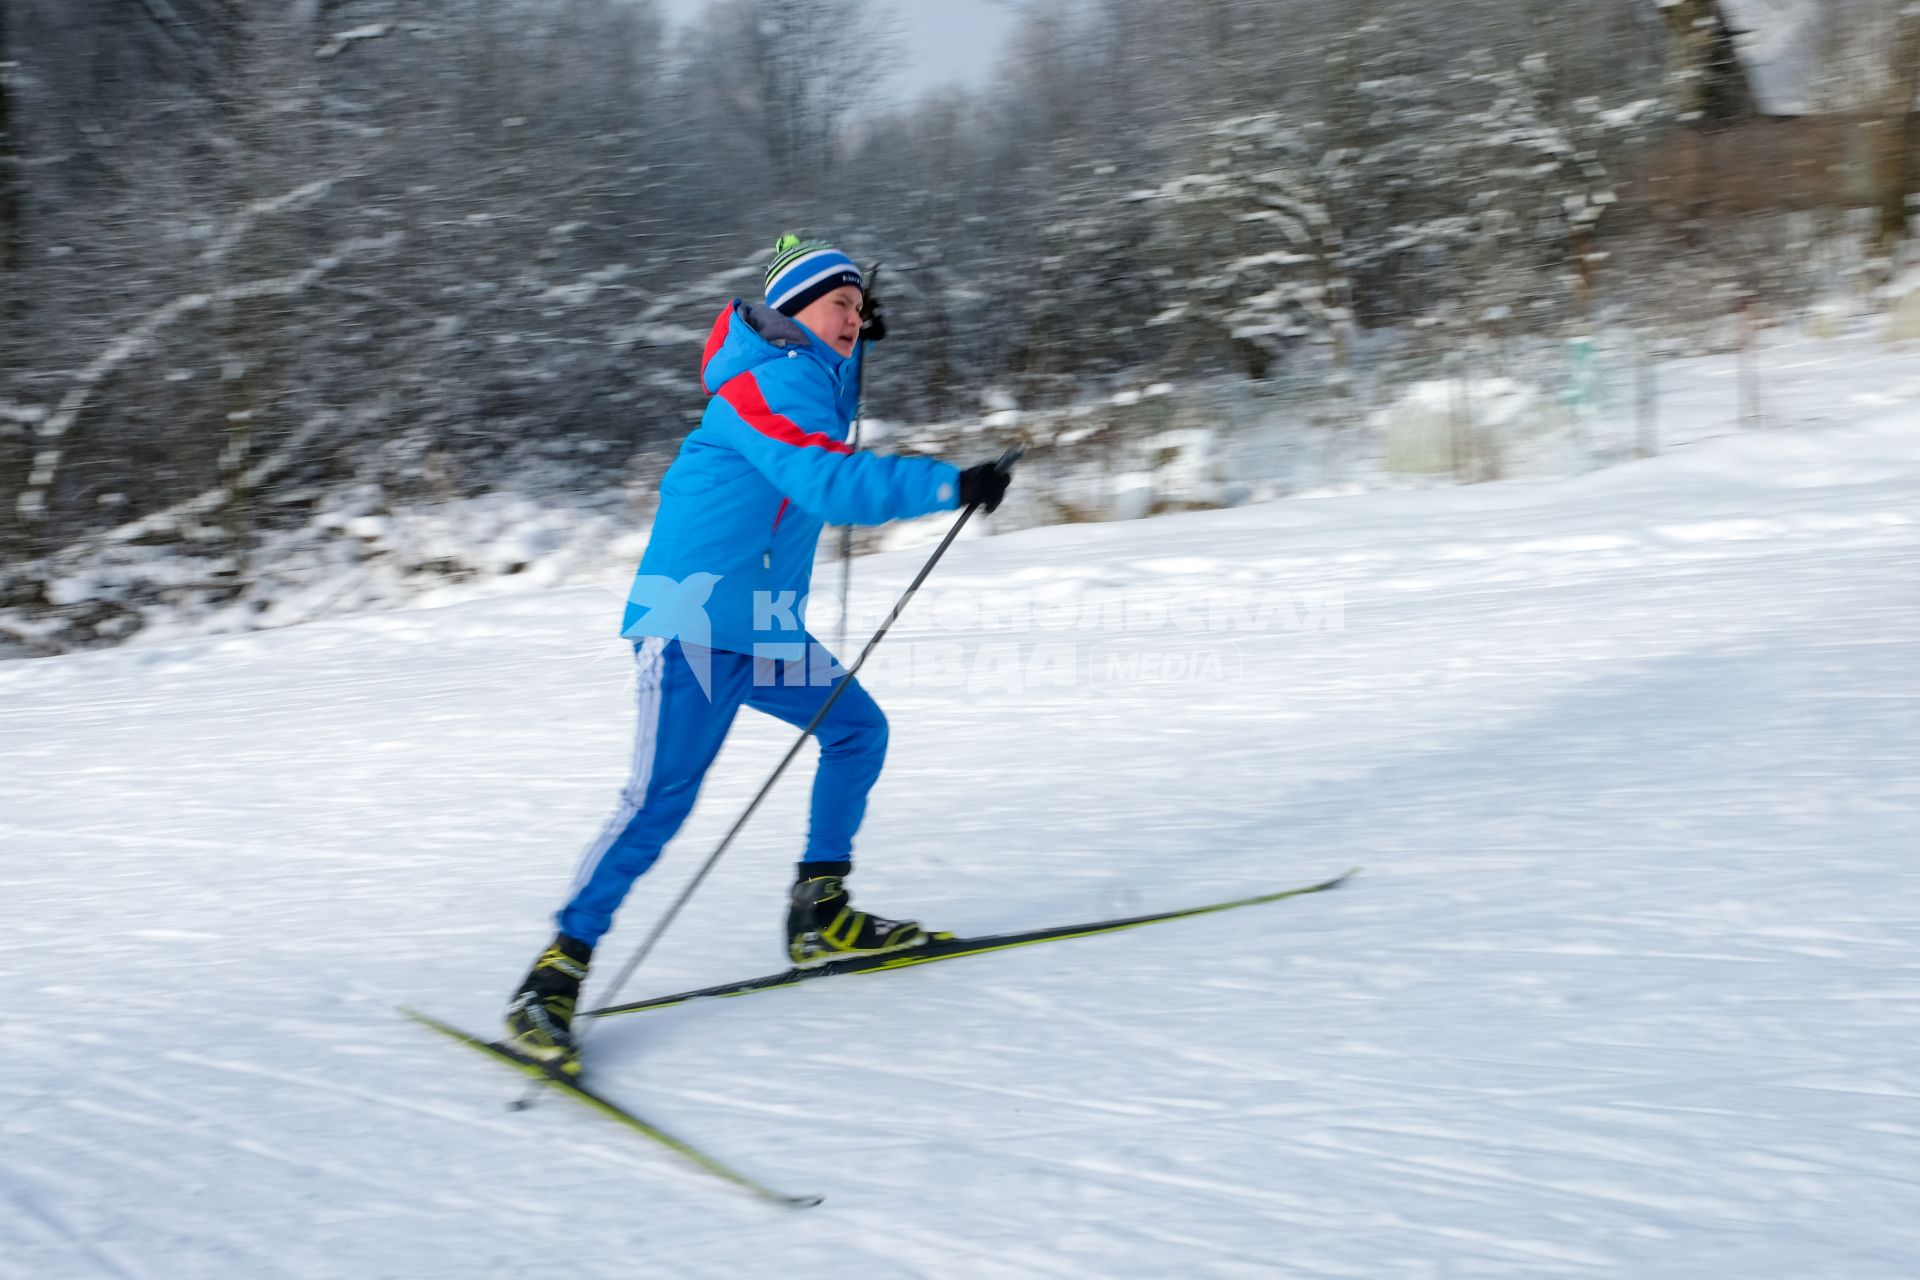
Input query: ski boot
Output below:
<box><xmin>504</xmin><ymin>934</ymin><xmax>592</xmax><ymax>1076</ymax></box>
<box><xmin>786</xmin><ymin>862</ymin><xmax>951</xmax><ymax>966</ymax></box>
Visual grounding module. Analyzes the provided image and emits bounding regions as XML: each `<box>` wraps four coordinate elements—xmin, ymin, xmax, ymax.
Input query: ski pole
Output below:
<box><xmin>839</xmin><ymin>264</ymin><xmax>880</xmax><ymax>656</ymax></box>
<box><xmin>514</xmin><ymin>447</ymin><xmax>1022</xmax><ymax>1106</ymax></box>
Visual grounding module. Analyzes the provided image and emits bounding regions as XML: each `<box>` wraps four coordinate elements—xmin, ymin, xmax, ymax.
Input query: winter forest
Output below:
<box><xmin>2</xmin><ymin>0</ymin><xmax>1918</xmax><ymax>653</ymax></box>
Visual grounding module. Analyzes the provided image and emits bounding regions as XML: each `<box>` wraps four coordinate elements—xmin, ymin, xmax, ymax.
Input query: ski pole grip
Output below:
<box><xmin>993</xmin><ymin>445</ymin><xmax>1025</xmax><ymax>474</ymax></box>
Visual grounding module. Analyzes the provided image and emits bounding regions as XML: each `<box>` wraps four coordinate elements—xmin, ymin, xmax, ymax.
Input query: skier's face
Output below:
<box><xmin>793</xmin><ymin>285</ymin><xmax>864</xmax><ymax>358</ymax></box>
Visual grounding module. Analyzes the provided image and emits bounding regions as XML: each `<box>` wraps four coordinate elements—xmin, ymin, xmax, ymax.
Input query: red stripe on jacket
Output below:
<box><xmin>699</xmin><ymin>306</ymin><xmax>733</xmax><ymax>393</ymax></box>
<box><xmin>718</xmin><ymin>373</ymin><xmax>854</xmax><ymax>455</ymax></box>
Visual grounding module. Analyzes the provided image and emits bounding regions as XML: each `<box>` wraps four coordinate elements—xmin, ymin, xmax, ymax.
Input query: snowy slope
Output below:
<box><xmin>4</xmin><ymin>397</ymin><xmax>1920</xmax><ymax>1277</ymax></box>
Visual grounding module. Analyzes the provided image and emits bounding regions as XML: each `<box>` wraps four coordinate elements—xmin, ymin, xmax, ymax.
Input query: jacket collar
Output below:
<box><xmin>741</xmin><ymin>302</ymin><xmax>847</xmax><ymax>376</ymax></box>
<box><xmin>701</xmin><ymin>300</ymin><xmax>853</xmax><ymax>394</ymax></box>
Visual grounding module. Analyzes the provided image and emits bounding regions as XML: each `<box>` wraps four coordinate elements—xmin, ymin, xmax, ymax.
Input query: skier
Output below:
<box><xmin>505</xmin><ymin>235</ymin><xmax>1014</xmax><ymax>1067</ymax></box>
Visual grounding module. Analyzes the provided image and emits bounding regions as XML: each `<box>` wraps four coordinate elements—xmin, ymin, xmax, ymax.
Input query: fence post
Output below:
<box><xmin>1737</xmin><ymin>297</ymin><xmax>1763</xmax><ymax>429</ymax></box>
<box><xmin>1635</xmin><ymin>328</ymin><xmax>1659</xmax><ymax>458</ymax></box>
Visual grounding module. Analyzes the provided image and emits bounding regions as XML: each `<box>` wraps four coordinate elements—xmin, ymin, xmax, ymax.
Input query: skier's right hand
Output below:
<box><xmin>860</xmin><ymin>292</ymin><xmax>887</xmax><ymax>343</ymax></box>
<box><xmin>957</xmin><ymin>461</ymin><xmax>1013</xmax><ymax>514</ymax></box>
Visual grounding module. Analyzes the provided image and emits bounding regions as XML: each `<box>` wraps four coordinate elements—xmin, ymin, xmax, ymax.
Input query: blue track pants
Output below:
<box><xmin>556</xmin><ymin>636</ymin><xmax>888</xmax><ymax>946</ymax></box>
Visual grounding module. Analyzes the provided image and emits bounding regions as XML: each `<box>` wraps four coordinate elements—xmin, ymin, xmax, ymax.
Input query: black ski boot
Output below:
<box><xmin>786</xmin><ymin>862</ymin><xmax>950</xmax><ymax>966</ymax></box>
<box><xmin>504</xmin><ymin>934</ymin><xmax>592</xmax><ymax>1075</ymax></box>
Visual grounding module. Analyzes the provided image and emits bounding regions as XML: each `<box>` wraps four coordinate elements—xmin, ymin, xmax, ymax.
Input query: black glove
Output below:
<box><xmin>957</xmin><ymin>461</ymin><xmax>1012</xmax><ymax>514</ymax></box>
<box><xmin>860</xmin><ymin>293</ymin><xmax>887</xmax><ymax>343</ymax></box>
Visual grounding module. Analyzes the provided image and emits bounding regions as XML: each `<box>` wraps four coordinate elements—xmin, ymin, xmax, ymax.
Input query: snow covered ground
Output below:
<box><xmin>4</xmin><ymin>386</ymin><xmax>1919</xmax><ymax>1276</ymax></box>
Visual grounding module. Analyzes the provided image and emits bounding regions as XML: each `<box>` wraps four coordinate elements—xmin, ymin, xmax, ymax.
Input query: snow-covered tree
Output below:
<box><xmin>1138</xmin><ymin>35</ymin><xmax>1662</xmax><ymax>378</ymax></box>
<box><xmin>1141</xmin><ymin>116</ymin><xmax>1351</xmax><ymax>379</ymax></box>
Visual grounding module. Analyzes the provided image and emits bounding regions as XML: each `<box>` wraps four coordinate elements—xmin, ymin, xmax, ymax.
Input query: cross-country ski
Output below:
<box><xmin>586</xmin><ymin>869</ymin><xmax>1358</xmax><ymax>1018</ymax></box>
<box><xmin>399</xmin><ymin>1006</ymin><xmax>822</xmax><ymax>1209</ymax></box>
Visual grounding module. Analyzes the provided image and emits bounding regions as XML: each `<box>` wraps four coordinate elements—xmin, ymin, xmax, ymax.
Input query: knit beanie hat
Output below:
<box><xmin>764</xmin><ymin>233</ymin><xmax>864</xmax><ymax>317</ymax></box>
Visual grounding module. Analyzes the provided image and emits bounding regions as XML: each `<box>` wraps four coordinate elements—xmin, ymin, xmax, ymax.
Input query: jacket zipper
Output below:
<box><xmin>764</xmin><ymin>498</ymin><xmax>790</xmax><ymax>569</ymax></box>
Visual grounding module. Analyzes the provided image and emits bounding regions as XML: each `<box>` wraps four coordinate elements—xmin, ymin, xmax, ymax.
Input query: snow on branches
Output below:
<box><xmin>1136</xmin><ymin>45</ymin><xmax>1666</xmax><ymax>375</ymax></box>
<box><xmin>1139</xmin><ymin>116</ymin><xmax>1352</xmax><ymax>379</ymax></box>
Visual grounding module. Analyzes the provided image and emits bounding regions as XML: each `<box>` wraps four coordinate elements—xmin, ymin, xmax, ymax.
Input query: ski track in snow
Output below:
<box><xmin>4</xmin><ymin>372</ymin><xmax>1920</xmax><ymax>1275</ymax></box>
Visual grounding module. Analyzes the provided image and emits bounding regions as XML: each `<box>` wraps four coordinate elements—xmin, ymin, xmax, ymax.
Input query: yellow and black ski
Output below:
<box><xmin>398</xmin><ymin>1005</ymin><xmax>821</xmax><ymax>1209</ymax></box>
<box><xmin>587</xmin><ymin>867</ymin><xmax>1358</xmax><ymax>1020</ymax></box>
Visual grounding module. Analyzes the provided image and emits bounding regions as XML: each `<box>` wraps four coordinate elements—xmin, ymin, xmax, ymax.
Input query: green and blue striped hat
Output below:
<box><xmin>765</xmin><ymin>233</ymin><xmax>864</xmax><ymax>317</ymax></box>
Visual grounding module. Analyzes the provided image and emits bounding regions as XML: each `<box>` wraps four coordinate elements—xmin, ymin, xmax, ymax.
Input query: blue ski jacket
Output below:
<box><xmin>620</xmin><ymin>301</ymin><xmax>961</xmax><ymax>657</ymax></box>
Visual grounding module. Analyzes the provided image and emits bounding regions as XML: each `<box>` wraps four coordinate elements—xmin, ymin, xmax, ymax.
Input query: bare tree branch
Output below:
<box><xmin>17</xmin><ymin>232</ymin><xmax>403</xmax><ymax>520</ymax></box>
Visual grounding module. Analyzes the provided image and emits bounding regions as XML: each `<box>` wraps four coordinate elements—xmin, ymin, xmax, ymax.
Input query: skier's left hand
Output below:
<box><xmin>860</xmin><ymin>292</ymin><xmax>887</xmax><ymax>343</ymax></box>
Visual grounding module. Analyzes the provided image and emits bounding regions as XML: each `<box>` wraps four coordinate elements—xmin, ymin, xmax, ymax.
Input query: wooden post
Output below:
<box><xmin>1737</xmin><ymin>297</ymin><xmax>1762</xmax><ymax>430</ymax></box>
<box><xmin>1875</xmin><ymin>11</ymin><xmax>1920</xmax><ymax>262</ymax></box>
<box><xmin>1449</xmin><ymin>350</ymin><xmax>1474</xmax><ymax>483</ymax></box>
<box><xmin>1635</xmin><ymin>330</ymin><xmax>1658</xmax><ymax>458</ymax></box>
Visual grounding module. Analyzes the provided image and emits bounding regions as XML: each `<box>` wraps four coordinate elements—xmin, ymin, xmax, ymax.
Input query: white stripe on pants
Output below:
<box><xmin>565</xmin><ymin>636</ymin><xmax>668</xmax><ymax>899</ymax></box>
